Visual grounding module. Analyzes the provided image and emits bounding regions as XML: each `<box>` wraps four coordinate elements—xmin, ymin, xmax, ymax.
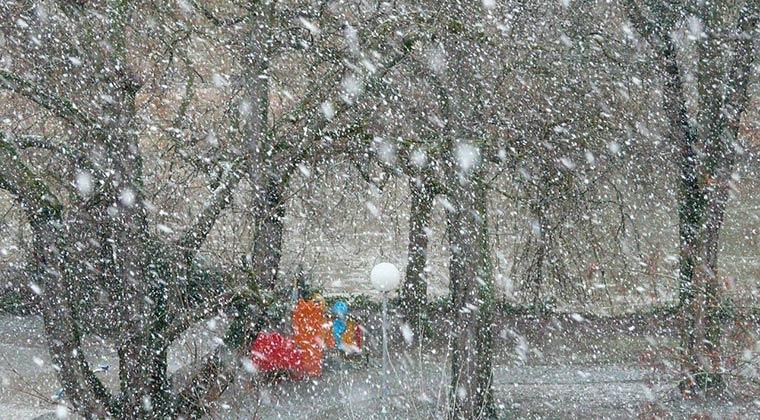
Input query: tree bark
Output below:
<box><xmin>400</xmin><ymin>177</ymin><xmax>433</xmax><ymax>333</ymax></box>
<box><xmin>678</xmin><ymin>4</ymin><xmax>757</xmax><ymax>393</ymax></box>
<box><xmin>447</xmin><ymin>164</ymin><xmax>495</xmax><ymax>419</ymax></box>
<box><xmin>249</xmin><ymin>175</ymin><xmax>287</xmax><ymax>291</ymax></box>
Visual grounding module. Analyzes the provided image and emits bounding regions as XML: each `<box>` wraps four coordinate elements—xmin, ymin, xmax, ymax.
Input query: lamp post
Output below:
<box><xmin>370</xmin><ymin>262</ymin><xmax>400</xmax><ymax>407</ymax></box>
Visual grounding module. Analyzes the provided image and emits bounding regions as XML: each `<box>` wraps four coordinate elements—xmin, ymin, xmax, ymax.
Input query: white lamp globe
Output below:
<box><xmin>370</xmin><ymin>262</ymin><xmax>401</xmax><ymax>292</ymax></box>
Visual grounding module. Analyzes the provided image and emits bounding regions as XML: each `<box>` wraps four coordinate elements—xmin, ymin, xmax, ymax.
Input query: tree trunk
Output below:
<box><xmin>400</xmin><ymin>177</ymin><xmax>433</xmax><ymax>333</ymax></box>
<box><xmin>223</xmin><ymin>173</ymin><xmax>288</xmax><ymax>350</ymax></box>
<box><xmin>249</xmin><ymin>176</ymin><xmax>286</xmax><ymax>291</ymax></box>
<box><xmin>523</xmin><ymin>196</ymin><xmax>548</xmax><ymax>309</ymax></box>
<box><xmin>677</xmin><ymin>4</ymin><xmax>757</xmax><ymax>394</ymax></box>
<box><xmin>447</xmin><ymin>166</ymin><xmax>495</xmax><ymax>419</ymax></box>
<box><xmin>1</xmin><ymin>136</ymin><xmax>116</xmax><ymax>415</ymax></box>
<box><xmin>678</xmin><ymin>174</ymin><xmax>730</xmax><ymax>393</ymax></box>
<box><xmin>36</xmin><ymin>224</ymin><xmax>116</xmax><ymax>417</ymax></box>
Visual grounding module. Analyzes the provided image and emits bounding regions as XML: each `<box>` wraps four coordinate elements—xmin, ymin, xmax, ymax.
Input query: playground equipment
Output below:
<box><xmin>250</xmin><ymin>296</ymin><xmax>364</xmax><ymax>378</ymax></box>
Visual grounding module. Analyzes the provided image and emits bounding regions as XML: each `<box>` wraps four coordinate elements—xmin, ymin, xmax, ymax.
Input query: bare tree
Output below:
<box><xmin>624</xmin><ymin>0</ymin><xmax>759</xmax><ymax>392</ymax></box>
<box><xmin>1</xmin><ymin>0</ymin><xmax>413</xmax><ymax>416</ymax></box>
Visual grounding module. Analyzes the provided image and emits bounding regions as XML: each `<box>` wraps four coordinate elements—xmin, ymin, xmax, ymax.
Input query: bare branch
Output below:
<box><xmin>161</xmin><ymin>291</ymin><xmax>236</xmax><ymax>349</ymax></box>
<box><xmin>622</xmin><ymin>0</ymin><xmax>681</xmax><ymax>60</ymax></box>
<box><xmin>173</xmin><ymin>345</ymin><xmax>237</xmax><ymax>417</ymax></box>
<box><xmin>722</xmin><ymin>4</ymin><xmax>759</xmax><ymax>136</ymax></box>
<box><xmin>0</xmin><ymin>70</ymin><xmax>97</xmax><ymax>129</ymax></box>
<box><xmin>8</xmin><ymin>134</ymin><xmax>82</xmax><ymax>162</ymax></box>
<box><xmin>0</xmin><ymin>133</ymin><xmax>63</xmax><ymax>227</ymax></box>
<box><xmin>176</xmin><ymin>161</ymin><xmax>245</xmax><ymax>259</ymax></box>
<box><xmin>190</xmin><ymin>0</ymin><xmax>248</xmax><ymax>27</ymax></box>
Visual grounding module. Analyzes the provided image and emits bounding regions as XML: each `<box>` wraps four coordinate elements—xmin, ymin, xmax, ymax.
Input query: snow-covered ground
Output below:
<box><xmin>2</xmin><ymin>312</ymin><xmax>757</xmax><ymax>419</ymax></box>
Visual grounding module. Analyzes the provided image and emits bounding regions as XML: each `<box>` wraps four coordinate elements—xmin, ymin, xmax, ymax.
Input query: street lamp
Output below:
<box><xmin>370</xmin><ymin>262</ymin><xmax>400</xmax><ymax>407</ymax></box>
<box><xmin>371</xmin><ymin>262</ymin><xmax>401</xmax><ymax>292</ymax></box>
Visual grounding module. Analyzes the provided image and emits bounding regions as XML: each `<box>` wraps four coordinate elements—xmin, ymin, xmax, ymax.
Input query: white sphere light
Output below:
<box><xmin>370</xmin><ymin>262</ymin><xmax>401</xmax><ymax>292</ymax></box>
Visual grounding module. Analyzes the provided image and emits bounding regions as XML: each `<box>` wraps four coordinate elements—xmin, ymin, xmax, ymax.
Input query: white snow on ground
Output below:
<box><xmin>1</xmin><ymin>314</ymin><xmax>757</xmax><ymax>419</ymax></box>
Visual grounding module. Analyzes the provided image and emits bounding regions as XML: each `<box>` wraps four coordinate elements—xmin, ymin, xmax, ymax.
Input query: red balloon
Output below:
<box><xmin>250</xmin><ymin>331</ymin><xmax>303</xmax><ymax>373</ymax></box>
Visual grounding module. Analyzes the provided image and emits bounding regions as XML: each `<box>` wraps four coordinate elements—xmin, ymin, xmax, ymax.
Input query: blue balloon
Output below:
<box><xmin>332</xmin><ymin>300</ymin><xmax>348</xmax><ymax>317</ymax></box>
<box><xmin>333</xmin><ymin>318</ymin><xmax>347</xmax><ymax>349</ymax></box>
